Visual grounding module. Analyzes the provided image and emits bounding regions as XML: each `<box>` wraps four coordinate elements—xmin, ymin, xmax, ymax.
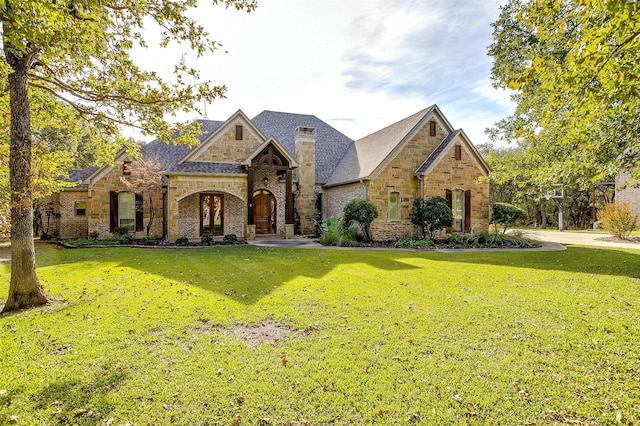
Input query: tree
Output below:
<box><xmin>0</xmin><ymin>0</ymin><xmax>256</xmax><ymax>313</ymax></box>
<box><xmin>487</xmin><ymin>1</ymin><xmax>639</xmax><ymax>194</ymax></box>
<box><xmin>120</xmin><ymin>158</ymin><xmax>163</xmax><ymax>236</ymax></box>
<box><xmin>342</xmin><ymin>199</ymin><xmax>378</xmax><ymax>242</ymax></box>
<box><xmin>409</xmin><ymin>196</ymin><xmax>453</xmax><ymax>239</ymax></box>
<box><xmin>490</xmin><ymin>202</ymin><xmax>528</xmax><ymax>234</ymax></box>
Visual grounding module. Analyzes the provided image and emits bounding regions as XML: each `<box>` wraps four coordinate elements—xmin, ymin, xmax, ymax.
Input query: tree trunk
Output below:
<box><xmin>2</xmin><ymin>34</ymin><xmax>48</xmax><ymax>313</ymax></box>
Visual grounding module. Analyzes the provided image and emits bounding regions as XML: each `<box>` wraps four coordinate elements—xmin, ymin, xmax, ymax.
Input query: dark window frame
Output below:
<box><xmin>74</xmin><ymin>201</ymin><xmax>86</xmax><ymax>216</ymax></box>
<box><xmin>235</xmin><ymin>125</ymin><xmax>243</xmax><ymax>140</ymax></box>
<box><xmin>429</xmin><ymin>120</ymin><xmax>436</xmax><ymax>137</ymax></box>
<box><xmin>200</xmin><ymin>193</ymin><xmax>224</xmax><ymax>236</ymax></box>
<box><xmin>454</xmin><ymin>145</ymin><xmax>462</xmax><ymax>161</ymax></box>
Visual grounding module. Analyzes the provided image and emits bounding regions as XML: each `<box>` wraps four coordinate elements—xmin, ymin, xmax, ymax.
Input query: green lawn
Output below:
<box><xmin>1</xmin><ymin>243</ymin><xmax>639</xmax><ymax>425</ymax></box>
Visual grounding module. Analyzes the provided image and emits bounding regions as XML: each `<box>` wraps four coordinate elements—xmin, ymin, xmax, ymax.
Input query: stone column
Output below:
<box><xmin>294</xmin><ymin>127</ymin><xmax>316</xmax><ymax>234</ymax></box>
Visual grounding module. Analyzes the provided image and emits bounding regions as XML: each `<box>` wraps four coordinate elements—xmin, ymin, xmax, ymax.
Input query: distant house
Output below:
<box><xmin>46</xmin><ymin>105</ymin><xmax>491</xmax><ymax>241</ymax></box>
<box><xmin>615</xmin><ymin>167</ymin><xmax>640</xmax><ymax>220</ymax></box>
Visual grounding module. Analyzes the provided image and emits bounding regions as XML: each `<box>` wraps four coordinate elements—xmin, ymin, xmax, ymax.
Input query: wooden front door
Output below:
<box><xmin>254</xmin><ymin>191</ymin><xmax>275</xmax><ymax>234</ymax></box>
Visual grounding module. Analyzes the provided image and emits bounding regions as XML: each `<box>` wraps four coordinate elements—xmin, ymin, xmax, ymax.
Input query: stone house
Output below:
<box><xmin>48</xmin><ymin>105</ymin><xmax>490</xmax><ymax>241</ymax></box>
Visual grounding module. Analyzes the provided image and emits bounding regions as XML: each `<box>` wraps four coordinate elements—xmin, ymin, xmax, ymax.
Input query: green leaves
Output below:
<box><xmin>488</xmin><ymin>0</ymin><xmax>640</xmax><ymax>187</ymax></box>
<box><xmin>1</xmin><ymin>0</ymin><xmax>255</xmax><ymax>143</ymax></box>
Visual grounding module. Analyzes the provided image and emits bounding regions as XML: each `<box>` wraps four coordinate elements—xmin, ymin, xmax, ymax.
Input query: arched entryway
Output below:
<box><xmin>253</xmin><ymin>189</ymin><xmax>276</xmax><ymax>234</ymax></box>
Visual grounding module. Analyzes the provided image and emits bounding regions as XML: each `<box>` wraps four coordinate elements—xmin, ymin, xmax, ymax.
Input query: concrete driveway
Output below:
<box><xmin>517</xmin><ymin>229</ymin><xmax>640</xmax><ymax>250</ymax></box>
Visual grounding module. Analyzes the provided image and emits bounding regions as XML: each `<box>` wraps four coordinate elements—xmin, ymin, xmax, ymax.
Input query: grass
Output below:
<box><xmin>1</xmin><ymin>243</ymin><xmax>639</xmax><ymax>425</ymax></box>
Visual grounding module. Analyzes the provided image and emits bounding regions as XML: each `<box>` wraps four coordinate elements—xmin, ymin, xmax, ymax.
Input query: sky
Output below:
<box><xmin>139</xmin><ymin>0</ymin><xmax>514</xmax><ymax>145</ymax></box>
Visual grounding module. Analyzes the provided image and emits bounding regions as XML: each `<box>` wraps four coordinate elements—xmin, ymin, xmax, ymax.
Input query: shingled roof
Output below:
<box><xmin>251</xmin><ymin>111</ymin><xmax>354</xmax><ymax>183</ymax></box>
<box><xmin>325</xmin><ymin>106</ymin><xmax>438</xmax><ymax>186</ymax></box>
<box><xmin>143</xmin><ymin>120</ymin><xmax>224</xmax><ymax>172</ymax></box>
<box><xmin>65</xmin><ymin>166</ymin><xmax>100</xmax><ymax>188</ymax></box>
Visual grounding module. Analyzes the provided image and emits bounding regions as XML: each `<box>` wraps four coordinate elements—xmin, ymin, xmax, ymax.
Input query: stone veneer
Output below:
<box><xmin>59</xmin><ymin>190</ymin><xmax>89</xmax><ymax>239</ymax></box>
<box><xmin>323</xmin><ymin>182</ymin><xmax>366</xmax><ymax>219</ymax></box>
<box><xmin>367</xmin><ymin>120</ymin><xmax>448</xmax><ymax>241</ymax></box>
<box><xmin>421</xmin><ymin>139</ymin><xmax>490</xmax><ymax>234</ymax></box>
<box><xmin>167</xmin><ymin>174</ymin><xmax>247</xmax><ymax>242</ymax></box>
<box><xmin>194</xmin><ymin>119</ymin><xmax>262</xmax><ymax>163</ymax></box>
<box><xmin>295</xmin><ymin>128</ymin><xmax>316</xmax><ymax>234</ymax></box>
<box><xmin>87</xmin><ymin>160</ymin><xmax>164</xmax><ymax>238</ymax></box>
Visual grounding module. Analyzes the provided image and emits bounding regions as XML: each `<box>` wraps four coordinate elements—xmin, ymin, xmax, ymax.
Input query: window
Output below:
<box><xmin>110</xmin><ymin>191</ymin><xmax>143</xmax><ymax>232</ymax></box>
<box><xmin>235</xmin><ymin>125</ymin><xmax>243</xmax><ymax>140</ymax></box>
<box><xmin>118</xmin><ymin>192</ymin><xmax>136</xmax><ymax>232</ymax></box>
<box><xmin>389</xmin><ymin>192</ymin><xmax>400</xmax><ymax>221</ymax></box>
<box><xmin>429</xmin><ymin>120</ymin><xmax>436</xmax><ymax>137</ymax></box>
<box><xmin>74</xmin><ymin>201</ymin><xmax>86</xmax><ymax>216</ymax></box>
<box><xmin>123</xmin><ymin>161</ymin><xmax>131</xmax><ymax>175</ymax></box>
<box><xmin>454</xmin><ymin>145</ymin><xmax>462</xmax><ymax>161</ymax></box>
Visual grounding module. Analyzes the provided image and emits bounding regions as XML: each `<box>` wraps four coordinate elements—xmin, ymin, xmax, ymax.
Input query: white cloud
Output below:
<box><xmin>130</xmin><ymin>0</ymin><xmax>513</xmax><ymax>144</ymax></box>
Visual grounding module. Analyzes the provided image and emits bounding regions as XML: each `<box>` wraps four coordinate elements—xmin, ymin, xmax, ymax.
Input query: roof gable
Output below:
<box><xmin>251</xmin><ymin>111</ymin><xmax>354</xmax><ymax>183</ymax></box>
<box><xmin>179</xmin><ymin>110</ymin><xmax>266</xmax><ymax>164</ymax></box>
<box><xmin>325</xmin><ymin>105</ymin><xmax>454</xmax><ymax>186</ymax></box>
<box><xmin>242</xmin><ymin>137</ymin><xmax>299</xmax><ymax>168</ymax></box>
<box><xmin>415</xmin><ymin>129</ymin><xmax>490</xmax><ymax>176</ymax></box>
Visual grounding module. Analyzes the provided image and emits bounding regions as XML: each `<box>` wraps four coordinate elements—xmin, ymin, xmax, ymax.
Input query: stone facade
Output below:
<box><xmin>295</xmin><ymin>128</ymin><xmax>316</xmax><ymax>234</ymax></box>
<box><xmin>87</xmin><ymin>160</ymin><xmax>164</xmax><ymax>238</ymax></box>
<box><xmin>421</xmin><ymin>141</ymin><xmax>490</xmax><ymax>233</ymax></box>
<box><xmin>167</xmin><ymin>174</ymin><xmax>247</xmax><ymax>242</ymax></box>
<box><xmin>367</xmin><ymin>121</ymin><xmax>447</xmax><ymax>240</ymax></box>
<box><xmin>323</xmin><ymin>182</ymin><xmax>366</xmax><ymax>219</ymax></box>
<box><xmin>194</xmin><ymin>120</ymin><xmax>262</xmax><ymax>163</ymax></box>
<box><xmin>616</xmin><ymin>168</ymin><xmax>640</xmax><ymax>221</ymax></box>
<box><xmin>59</xmin><ymin>191</ymin><xmax>90</xmax><ymax>239</ymax></box>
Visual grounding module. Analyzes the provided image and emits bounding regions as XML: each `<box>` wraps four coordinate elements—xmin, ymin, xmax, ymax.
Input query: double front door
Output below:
<box><xmin>201</xmin><ymin>193</ymin><xmax>223</xmax><ymax>235</ymax></box>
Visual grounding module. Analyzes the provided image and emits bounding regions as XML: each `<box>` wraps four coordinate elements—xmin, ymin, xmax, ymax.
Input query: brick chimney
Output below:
<box><xmin>295</xmin><ymin>127</ymin><xmax>316</xmax><ymax>234</ymax></box>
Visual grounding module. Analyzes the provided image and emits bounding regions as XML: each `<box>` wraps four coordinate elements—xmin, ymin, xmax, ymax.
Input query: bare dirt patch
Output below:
<box><xmin>195</xmin><ymin>319</ymin><xmax>298</xmax><ymax>346</ymax></box>
<box><xmin>229</xmin><ymin>319</ymin><xmax>294</xmax><ymax>345</ymax></box>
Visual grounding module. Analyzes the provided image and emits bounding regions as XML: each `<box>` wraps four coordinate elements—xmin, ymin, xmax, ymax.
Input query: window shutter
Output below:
<box><xmin>109</xmin><ymin>191</ymin><xmax>118</xmax><ymax>232</ymax></box>
<box><xmin>464</xmin><ymin>190</ymin><xmax>471</xmax><ymax>233</ymax></box>
<box><xmin>445</xmin><ymin>189</ymin><xmax>452</xmax><ymax>233</ymax></box>
<box><xmin>135</xmin><ymin>193</ymin><xmax>144</xmax><ymax>232</ymax></box>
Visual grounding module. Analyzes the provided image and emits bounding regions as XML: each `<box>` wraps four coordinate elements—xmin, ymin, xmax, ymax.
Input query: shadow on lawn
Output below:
<box><xmin>32</xmin><ymin>244</ymin><xmax>640</xmax><ymax>306</ymax></box>
<box><xmin>30</xmin><ymin>367</ymin><xmax>127</xmax><ymax>424</ymax></box>
<box><xmin>34</xmin><ymin>244</ymin><xmax>423</xmax><ymax>305</ymax></box>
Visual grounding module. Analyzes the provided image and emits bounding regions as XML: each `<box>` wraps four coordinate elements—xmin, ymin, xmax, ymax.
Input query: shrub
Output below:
<box><xmin>599</xmin><ymin>202</ymin><xmax>638</xmax><ymax>239</ymax></box>
<box><xmin>175</xmin><ymin>236</ymin><xmax>189</xmax><ymax>246</ymax></box>
<box><xmin>490</xmin><ymin>203</ymin><xmax>528</xmax><ymax>233</ymax></box>
<box><xmin>201</xmin><ymin>233</ymin><xmax>215</xmax><ymax>246</ymax></box>
<box><xmin>409</xmin><ymin>196</ymin><xmax>453</xmax><ymax>239</ymax></box>
<box><xmin>117</xmin><ymin>234</ymin><xmax>132</xmax><ymax>245</ymax></box>
<box><xmin>222</xmin><ymin>234</ymin><xmax>241</xmax><ymax>245</ymax></box>
<box><xmin>113</xmin><ymin>226</ymin><xmax>130</xmax><ymax>236</ymax></box>
<box><xmin>88</xmin><ymin>231</ymin><xmax>99</xmax><ymax>241</ymax></box>
<box><xmin>342</xmin><ymin>199</ymin><xmax>378</xmax><ymax>241</ymax></box>
<box><xmin>320</xmin><ymin>217</ymin><xmax>357</xmax><ymax>247</ymax></box>
<box><xmin>394</xmin><ymin>235</ymin><xmax>434</xmax><ymax>248</ymax></box>
<box><xmin>140</xmin><ymin>236</ymin><xmax>158</xmax><ymax>246</ymax></box>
